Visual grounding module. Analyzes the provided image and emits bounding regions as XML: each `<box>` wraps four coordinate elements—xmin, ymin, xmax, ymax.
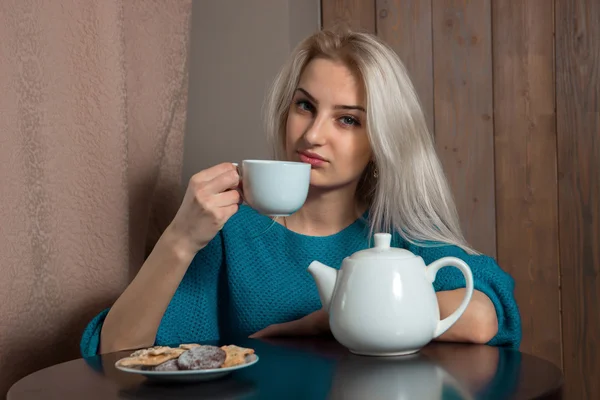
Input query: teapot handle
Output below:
<box><xmin>426</xmin><ymin>257</ymin><xmax>474</xmax><ymax>339</ymax></box>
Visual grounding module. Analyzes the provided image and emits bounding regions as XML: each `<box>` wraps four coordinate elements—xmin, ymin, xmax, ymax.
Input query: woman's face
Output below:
<box><xmin>285</xmin><ymin>57</ymin><xmax>372</xmax><ymax>193</ymax></box>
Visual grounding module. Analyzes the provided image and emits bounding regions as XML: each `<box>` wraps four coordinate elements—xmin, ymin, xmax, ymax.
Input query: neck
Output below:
<box><xmin>283</xmin><ymin>185</ymin><xmax>365</xmax><ymax>236</ymax></box>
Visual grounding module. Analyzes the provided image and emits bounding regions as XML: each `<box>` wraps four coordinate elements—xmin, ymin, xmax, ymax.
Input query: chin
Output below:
<box><xmin>308</xmin><ymin>170</ymin><xmax>329</xmax><ymax>186</ymax></box>
<box><xmin>309</xmin><ymin>172</ymin><xmax>347</xmax><ymax>190</ymax></box>
<box><xmin>308</xmin><ymin>168</ymin><xmax>321</xmax><ymax>181</ymax></box>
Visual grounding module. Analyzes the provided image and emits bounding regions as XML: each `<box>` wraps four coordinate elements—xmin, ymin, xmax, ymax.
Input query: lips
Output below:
<box><xmin>298</xmin><ymin>151</ymin><xmax>327</xmax><ymax>167</ymax></box>
<box><xmin>300</xmin><ymin>151</ymin><xmax>325</xmax><ymax>161</ymax></box>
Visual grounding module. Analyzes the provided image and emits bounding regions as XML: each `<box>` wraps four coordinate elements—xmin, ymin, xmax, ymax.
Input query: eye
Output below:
<box><xmin>295</xmin><ymin>99</ymin><xmax>315</xmax><ymax>113</ymax></box>
<box><xmin>339</xmin><ymin>115</ymin><xmax>361</xmax><ymax>127</ymax></box>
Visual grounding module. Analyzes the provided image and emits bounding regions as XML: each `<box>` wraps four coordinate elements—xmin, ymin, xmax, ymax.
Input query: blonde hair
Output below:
<box><xmin>264</xmin><ymin>28</ymin><xmax>477</xmax><ymax>255</ymax></box>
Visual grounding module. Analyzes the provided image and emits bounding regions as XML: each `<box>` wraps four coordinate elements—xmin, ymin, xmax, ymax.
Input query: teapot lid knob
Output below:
<box><xmin>347</xmin><ymin>232</ymin><xmax>416</xmax><ymax>261</ymax></box>
<box><xmin>374</xmin><ymin>233</ymin><xmax>392</xmax><ymax>249</ymax></box>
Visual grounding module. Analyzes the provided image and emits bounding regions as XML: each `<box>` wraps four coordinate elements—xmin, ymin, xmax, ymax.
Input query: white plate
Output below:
<box><xmin>114</xmin><ymin>356</ymin><xmax>259</xmax><ymax>383</ymax></box>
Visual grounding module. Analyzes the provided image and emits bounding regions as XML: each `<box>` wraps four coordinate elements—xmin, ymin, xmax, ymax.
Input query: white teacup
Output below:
<box><xmin>233</xmin><ymin>160</ymin><xmax>311</xmax><ymax>216</ymax></box>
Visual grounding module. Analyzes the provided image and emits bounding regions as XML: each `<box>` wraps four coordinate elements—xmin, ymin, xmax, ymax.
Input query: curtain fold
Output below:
<box><xmin>0</xmin><ymin>0</ymin><xmax>192</xmax><ymax>395</ymax></box>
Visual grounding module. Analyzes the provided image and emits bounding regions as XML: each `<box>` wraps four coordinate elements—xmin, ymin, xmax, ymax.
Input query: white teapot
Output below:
<box><xmin>307</xmin><ymin>233</ymin><xmax>474</xmax><ymax>356</ymax></box>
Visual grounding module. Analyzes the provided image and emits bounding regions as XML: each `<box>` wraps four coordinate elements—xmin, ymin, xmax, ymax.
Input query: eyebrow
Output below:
<box><xmin>296</xmin><ymin>88</ymin><xmax>366</xmax><ymax>113</ymax></box>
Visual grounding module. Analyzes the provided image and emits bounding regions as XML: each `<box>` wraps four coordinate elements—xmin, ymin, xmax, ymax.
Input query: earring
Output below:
<box><xmin>373</xmin><ymin>166</ymin><xmax>379</xmax><ymax>178</ymax></box>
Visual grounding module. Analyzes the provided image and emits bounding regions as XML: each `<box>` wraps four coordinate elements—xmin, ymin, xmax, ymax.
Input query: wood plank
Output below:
<box><xmin>556</xmin><ymin>0</ymin><xmax>600</xmax><ymax>397</ymax></box>
<box><xmin>432</xmin><ymin>0</ymin><xmax>496</xmax><ymax>257</ymax></box>
<box><xmin>376</xmin><ymin>0</ymin><xmax>434</xmax><ymax>134</ymax></box>
<box><xmin>321</xmin><ymin>0</ymin><xmax>376</xmax><ymax>33</ymax></box>
<box><xmin>492</xmin><ymin>0</ymin><xmax>562</xmax><ymax>367</ymax></box>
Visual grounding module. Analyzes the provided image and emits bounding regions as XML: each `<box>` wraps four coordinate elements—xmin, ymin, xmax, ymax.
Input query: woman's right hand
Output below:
<box><xmin>167</xmin><ymin>162</ymin><xmax>241</xmax><ymax>257</ymax></box>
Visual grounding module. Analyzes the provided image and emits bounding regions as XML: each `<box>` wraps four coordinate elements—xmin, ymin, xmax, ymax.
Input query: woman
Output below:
<box><xmin>81</xmin><ymin>29</ymin><xmax>521</xmax><ymax>357</ymax></box>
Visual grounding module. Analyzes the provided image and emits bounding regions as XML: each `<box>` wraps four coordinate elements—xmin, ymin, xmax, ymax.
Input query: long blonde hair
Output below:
<box><xmin>264</xmin><ymin>28</ymin><xmax>477</xmax><ymax>255</ymax></box>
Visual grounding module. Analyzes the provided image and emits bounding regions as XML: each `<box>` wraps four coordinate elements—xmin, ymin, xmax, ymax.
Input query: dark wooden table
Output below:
<box><xmin>7</xmin><ymin>337</ymin><xmax>563</xmax><ymax>399</ymax></box>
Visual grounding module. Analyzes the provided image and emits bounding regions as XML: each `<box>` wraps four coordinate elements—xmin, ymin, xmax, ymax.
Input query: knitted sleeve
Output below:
<box><xmin>403</xmin><ymin>240</ymin><xmax>522</xmax><ymax>349</ymax></box>
<box><xmin>80</xmin><ymin>307</ymin><xmax>111</xmax><ymax>358</ymax></box>
<box><xmin>155</xmin><ymin>232</ymin><xmax>225</xmax><ymax>345</ymax></box>
<box><xmin>79</xmin><ymin>233</ymin><xmax>224</xmax><ymax>358</ymax></box>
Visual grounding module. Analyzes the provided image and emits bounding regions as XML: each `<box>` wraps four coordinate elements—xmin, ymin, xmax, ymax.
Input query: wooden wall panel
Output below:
<box><xmin>321</xmin><ymin>0</ymin><xmax>376</xmax><ymax>33</ymax></box>
<box><xmin>375</xmin><ymin>0</ymin><xmax>434</xmax><ymax>134</ymax></box>
<box><xmin>556</xmin><ymin>0</ymin><xmax>600</xmax><ymax>398</ymax></box>
<box><xmin>321</xmin><ymin>0</ymin><xmax>600</xmax><ymax>395</ymax></box>
<box><xmin>493</xmin><ymin>0</ymin><xmax>561</xmax><ymax>368</ymax></box>
<box><xmin>432</xmin><ymin>1</ymin><xmax>497</xmax><ymax>257</ymax></box>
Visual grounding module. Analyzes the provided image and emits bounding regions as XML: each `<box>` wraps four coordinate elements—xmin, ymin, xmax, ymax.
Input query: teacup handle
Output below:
<box><xmin>231</xmin><ymin>162</ymin><xmax>245</xmax><ymax>204</ymax></box>
<box><xmin>231</xmin><ymin>162</ymin><xmax>242</xmax><ymax>177</ymax></box>
<box><xmin>425</xmin><ymin>257</ymin><xmax>474</xmax><ymax>338</ymax></box>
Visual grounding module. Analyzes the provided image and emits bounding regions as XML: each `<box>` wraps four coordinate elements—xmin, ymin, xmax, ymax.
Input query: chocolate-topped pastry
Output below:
<box><xmin>153</xmin><ymin>359</ymin><xmax>180</xmax><ymax>371</ymax></box>
<box><xmin>177</xmin><ymin>345</ymin><xmax>226</xmax><ymax>370</ymax></box>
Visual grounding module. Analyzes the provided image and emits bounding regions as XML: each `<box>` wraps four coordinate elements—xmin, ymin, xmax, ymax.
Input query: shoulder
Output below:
<box><xmin>393</xmin><ymin>233</ymin><xmax>495</xmax><ymax>264</ymax></box>
<box><xmin>396</xmin><ymin>234</ymin><xmax>508</xmax><ymax>275</ymax></box>
<box><xmin>405</xmin><ymin>238</ymin><xmax>514</xmax><ymax>286</ymax></box>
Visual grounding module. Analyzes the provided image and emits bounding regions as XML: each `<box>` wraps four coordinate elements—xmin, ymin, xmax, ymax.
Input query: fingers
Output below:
<box><xmin>249</xmin><ymin>324</ymin><xmax>281</xmax><ymax>339</ymax></box>
<box><xmin>189</xmin><ymin>162</ymin><xmax>237</xmax><ymax>186</ymax></box>
<box><xmin>202</xmin><ymin>168</ymin><xmax>240</xmax><ymax>195</ymax></box>
<box><xmin>249</xmin><ymin>311</ymin><xmax>329</xmax><ymax>339</ymax></box>
<box><xmin>249</xmin><ymin>320</ymin><xmax>306</xmax><ymax>339</ymax></box>
<box><xmin>212</xmin><ymin>189</ymin><xmax>241</xmax><ymax>208</ymax></box>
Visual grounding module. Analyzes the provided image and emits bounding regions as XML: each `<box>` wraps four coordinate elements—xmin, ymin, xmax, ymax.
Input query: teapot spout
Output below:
<box><xmin>307</xmin><ymin>261</ymin><xmax>338</xmax><ymax>311</ymax></box>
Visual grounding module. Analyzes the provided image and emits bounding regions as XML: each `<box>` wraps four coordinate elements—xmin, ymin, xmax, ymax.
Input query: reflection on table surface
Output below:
<box><xmin>102</xmin><ymin>337</ymin><xmax>558</xmax><ymax>400</ymax></box>
<box><xmin>8</xmin><ymin>336</ymin><xmax>562</xmax><ymax>400</ymax></box>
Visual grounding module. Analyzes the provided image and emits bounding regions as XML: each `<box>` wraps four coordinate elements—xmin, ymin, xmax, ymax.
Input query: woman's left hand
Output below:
<box><xmin>249</xmin><ymin>309</ymin><xmax>330</xmax><ymax>338</ymax></box>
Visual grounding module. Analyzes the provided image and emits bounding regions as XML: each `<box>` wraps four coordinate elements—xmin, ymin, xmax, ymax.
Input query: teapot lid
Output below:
<box><xmin>349</xmin><ymin>233</ymin><xmax>417</xmax><ymax>260</ymax></box>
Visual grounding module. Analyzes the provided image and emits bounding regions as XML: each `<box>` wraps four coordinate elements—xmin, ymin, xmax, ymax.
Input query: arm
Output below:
<box><xmin>98</xmin><ymin>227</ymin><xmax>197</xmax><ymax>354</ymax></box>
<box><xmin>251</xmin><ymin>237</ymin><xmax>520</xmax><ymax>347</ymax></box>
<box><xmin>406</xmin><ymin>240</ymin><xmax>522</xmax><ymax>348</ymax></box>
<box><xmin>80</xmin><ymin>163</ymin><xmax>241</xmax><ymax>356</ymax></box>
<box><xmin>435</xmin><ymin>288</ymin><xmax>498</xmax><ymax>344</ymax></box>
<box><xmin>81</xmin><ymin>230</ymin><xmax>225</xmax><ymax>357</ymax></box>
<box><xmin>250</xmin><ymin>288</ymin><xmax>501</xmax><ymax>344</ymax></box>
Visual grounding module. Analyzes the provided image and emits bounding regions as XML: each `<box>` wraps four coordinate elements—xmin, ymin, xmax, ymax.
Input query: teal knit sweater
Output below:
<box><xmin>80</xmin><ymin>205</ymin><xmax>521</xmax><ymax>357</ymax></box>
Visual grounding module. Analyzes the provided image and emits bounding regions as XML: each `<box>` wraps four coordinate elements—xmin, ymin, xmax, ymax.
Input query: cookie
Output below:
<box><xmin>118</xmin><ymin>347</ymin><xmax>186</xmax><ymax>368</ymax></box>
<box><xmin>130</xmin><ymin>346</ymin><xmax>172</xmax><ymax>357</ymax></box>
<box><xmin>177</xmin><ymin>345</ymin><xmax>226</xmax><ymax>370</ymax></box>
<box><xmin>178</xmin><ymin>343</ymin><xmax>201</xmax><ymax>350</ymax></box>
<box><xmin>220</xmin><ymin>345</ymin><xmax>255</xmax><ymax>368</ymax></box>
<box><xmin>153</xmin><ymin>359</ymin><xmax>180</xmax><ymax>371</ymax></box>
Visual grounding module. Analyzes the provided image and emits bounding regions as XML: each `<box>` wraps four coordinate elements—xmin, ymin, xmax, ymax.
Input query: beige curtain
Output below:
<box><xmin>0</xmin><ymin>0</ymin><xmax>192</xmax><ymax>396</ymax></box>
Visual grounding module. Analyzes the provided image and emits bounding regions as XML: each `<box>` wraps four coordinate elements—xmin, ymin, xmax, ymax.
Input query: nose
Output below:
<box><xmin>302</xmin><ymin>114</ymin><xmax>328</xmax><ymax>146</ymax></box>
